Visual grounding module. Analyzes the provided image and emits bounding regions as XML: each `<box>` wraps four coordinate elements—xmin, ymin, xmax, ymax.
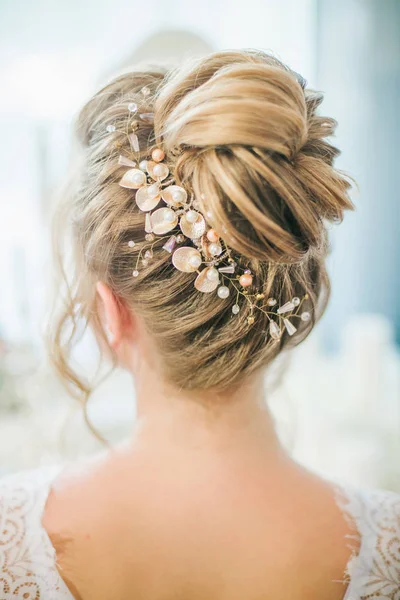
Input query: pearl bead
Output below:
<box><xmin>217</xmin><ymin>285</ymin><xmax>230</xmax><ymax>299</ymax></box>
<box><xmin>132</xmin><ymin>270</ymin><xmax>139</xmax><ymax>277</ymax></box>
<box><xmin>206</xmin><ymin>267</ymin><xmax>219</xmax><ymax>282</ymax></box>
<box><xmin>152</xmin><ymin>163</ymin><xmax>168</xmax><ymax>178</ymax></box>
<box><xmin>301</xmin><ymin>311</ymin><xmax>311</xmax><ymax>322</ymax></box>
<box><xmin>292</xmin><ymin>297</ymin><xmax>300</xmax><ymax>306</ymax></box>
<box><xmin>147</xmin><ymin>182</ymin><xmax>160</xmax><ymax>198</ymax></box>
<box><xmin>206</xmin><ymin>229</ymin><xmax>219</xmax><ymax>243</ymax></box>
<box><xmin>189</xmin><ymin>255</ymin><xmax>202</xmax><ymax>269</ymax></box>
<box><xmin>173</xmin><ymin>189</ymin><xmax>186</xmax><ymax>203</ymax></box>
<box><xmin>164</xmin><ymin>209</ymin><xmax>176</xmax><ymax>223</ymax></box>
<box><xmin>139</xmin><ymin>160</ymin><xmax>148</xmax><ymax>171</ymax></box>
<box><xmin>151</xmin><ymin>148</ymin><xmax>165</xmax><ymax>162</ymax></box>
<box><xmin>176</xmin><ymin>234</ymin><xmax>185</xmax><ymax>243</ymax></box>
<box><xmin>232</xmin><ymin>304</ymin><xmax>240</xmax><ymax>315</ymax></box>
<box><xmin>128</xmin><ymin>102</ymin><xmax>138</xmax><ymax>113</ymax></box>
<box><xmin>239</xmin><ymin>273</ymin><xmax>253</xmax><ymax>287</ymax></box>
<box><xmin>247</xmin><ymin>316</ymin><xmax>255</xmax><ymax>325</ymax></box>
<box><xmin>128</xmin><ymin>240</ymin><xmax>135</xmax><ymax>248</ymax></box>
<box><xmin>208</xmin><ymin>242</ymin><xmax>222</xmax><ymax>256</ymax></box>
<box><xmin>131</xmin><ymin>171</ymin><xmax>146</xmax><ymax>186</ymax></box>
<box><xmin>186</xmin><ymin>210</ymin><xmax>199</xmax><ymax>223</ymax></box>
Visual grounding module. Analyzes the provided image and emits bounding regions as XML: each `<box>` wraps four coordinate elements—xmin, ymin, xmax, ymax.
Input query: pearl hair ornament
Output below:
<box><xmin>114</xmin><ymin>86</ymin><xmax>312</xmax><ymax>339</ymax></box>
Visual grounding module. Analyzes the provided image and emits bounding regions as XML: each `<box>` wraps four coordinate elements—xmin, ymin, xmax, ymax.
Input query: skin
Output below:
<box><xmin>43</xmin><ymin>282</ymin><xmax>354</xmax><ymax>600</ymax></box>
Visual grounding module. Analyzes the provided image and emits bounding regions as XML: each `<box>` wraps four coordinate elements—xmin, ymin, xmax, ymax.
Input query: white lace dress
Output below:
<box><xmin>0</xmin><ymin>466</ymin><xmax>399</xmax><ymax>600</ymax></box>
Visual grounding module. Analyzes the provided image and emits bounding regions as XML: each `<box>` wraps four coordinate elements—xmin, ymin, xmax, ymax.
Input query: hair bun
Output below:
<box><xmin>155</xmin><ymin>51</ymin><xmax>353</xmax><ymax>264</ymax></box>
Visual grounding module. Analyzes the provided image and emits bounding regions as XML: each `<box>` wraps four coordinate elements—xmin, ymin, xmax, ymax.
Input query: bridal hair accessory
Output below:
<box><xmin>111</xmin><ymin>88</ymin><xmax>311</xmax><ymax>339</ymax></box>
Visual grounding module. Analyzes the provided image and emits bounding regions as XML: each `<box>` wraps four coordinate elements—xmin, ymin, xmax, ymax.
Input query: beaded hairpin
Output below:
<box><xmin>109</xmin><ymin>86</ymin><xmax>311</xmax><ymax>339</ymax></box>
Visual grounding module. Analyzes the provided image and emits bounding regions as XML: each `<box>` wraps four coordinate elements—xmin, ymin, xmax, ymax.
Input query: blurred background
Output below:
<box><xmin>0</xmin><ymin>0</ymin><xmax>399</xmax><ymax>489</ymax></box>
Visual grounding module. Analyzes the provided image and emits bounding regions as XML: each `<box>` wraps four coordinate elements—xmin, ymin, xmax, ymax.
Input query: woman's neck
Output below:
<box><xmin>131</xmin><ymin>367</ymin><xmax>284</xmax><ymax>458</ymax></box>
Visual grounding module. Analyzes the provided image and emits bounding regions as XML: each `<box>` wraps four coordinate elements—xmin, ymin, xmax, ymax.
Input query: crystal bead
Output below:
<box><xmin>132</xmin><ymin>269</ymin><xmax>139</xmax><ymax>277</ymax></box>
<box><xmin>176</xmin><ymin>234</ymin><xmax>185</xmax><ymax>243</ymax></box>
<box><xmin>141</xmin><ymin>259</ymin><xmax>149</xmax><ymax>267</ymax></box>
<box><xmin>128</xmin><ymin>102</ymin><xmax>138</xmax><ymax>113</ymax></box>
<box><xmin>141</xmin><ymin>86</ymin><xmax>150</xmax><ymax>96</ymax></box>
<box><xmin>162</xmin><ymin>236</ymin><xmax>177</xmax><ymax>253</ymax></box>
<box><xmin>128</xmin><ymin>240</ymin><xmax>135</xmax><ymax>248</ymax></box>
<box><xmin>145</xmin><ymin>233</ymin><xmax>155</xmax><ymax>241</ymax></box>
<box><xmin>267</xmin><ymin>298</ymin><xmax>277</xmax><ymax>306</ymax></box>
<box><xmin>218</xmin><ymin>264</ymin><xmax>236</xmax><ymax>274</ymax></box>
<box><xmin>145</xmin><ymin>213</ymin><xmax>152</xmax><ymax>233</ymax></box>
<box><xmin>283</xmin><ymin>318</ymin><xmax>297</xmax><ymax>336</ymax></box>
<box><xmin>118</xmin><ymin>155</ymin><xmax>136</xmax><ymax>167</ymax></box>
<box><xmin>232</xmin><ymin>304</ymin><xmax>240</xmax><ymax>315</ymax></box>
<box><xmin>269</xmin><ymin>320</ymin><xmax>281</xmax><ymax>340</ymax></box>
<box><xmin>301</xmin><ymin>311</ymin><xmax>311</xmax><ymax>322</ymax></box>
<box><xmin>106</xmin><ymin>124</ymin><xmax>116</xmax><ymax>133</ymax></box>
<box><xmin>217</xmin><ymin>285</ymin><xmax>230</xmax><ymax>299</ymax></box>
<box><xmin>139</xmin><ymin>112</ymin><xmax>154</xmax><ymax>123</ymax></box>
<box><xmin>277</xmin><ymin>301</ymin><xmax>295</xmax><ymax>314</ymax></box>
<box><xmin>128</xmin><ymin>132</ymin><xmax>140</xmax><ymax>153</ymax></box>
<box><xmin>144</xmin><ymin>250</ymin><xmax>153</xmax><ymax>259</ymax></box>
<box><xmin>247</xmin><ymin>316</ymin><xmax>255</xmax><ymax>325</ymax></box>
<box><xmin>244</xmin><ymin>269</ymin><xmax>251</xmax><ymax>274</ymax></box>
<box><xmin>292</xmin><ymin>297</ymin><xmax>300</xmax><ymax>306</ymax></box>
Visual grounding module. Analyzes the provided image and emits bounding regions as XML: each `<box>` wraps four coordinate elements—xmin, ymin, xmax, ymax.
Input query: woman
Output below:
<box><xmin>1</xmin><ymin>50</ymin><xmax>399</xmax><ymax>600</ymax></box>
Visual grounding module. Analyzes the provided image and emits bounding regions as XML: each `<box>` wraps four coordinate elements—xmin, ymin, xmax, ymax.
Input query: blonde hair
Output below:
<box><xmin>48</xmin><ymin>49</ymin><xmax>353</xmax><ymax>404</ymax></box>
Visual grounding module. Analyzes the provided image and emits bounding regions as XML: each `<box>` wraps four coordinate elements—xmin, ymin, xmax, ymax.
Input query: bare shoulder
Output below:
<box><xmin>42</xmin><ymin>451</ymin><xmax>355</xmax><ymax>600</ymax></box>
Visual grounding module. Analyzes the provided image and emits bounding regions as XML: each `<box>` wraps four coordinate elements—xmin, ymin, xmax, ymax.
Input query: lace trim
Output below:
<box><xmin>0</xmin><ymin>466</ymin><xmax>74</xmax><ymax>599</ymax></box>
<box><xmin>335</xmin><ymin>484</ymin><xmax>400</xmax><ymax>600</ymax></box>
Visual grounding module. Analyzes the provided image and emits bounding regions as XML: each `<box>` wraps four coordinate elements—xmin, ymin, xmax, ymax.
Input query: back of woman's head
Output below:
<box><xmin>50</xmin><ymin>49</ymin><xmax>353</xmax><ymax>398</ymax></box>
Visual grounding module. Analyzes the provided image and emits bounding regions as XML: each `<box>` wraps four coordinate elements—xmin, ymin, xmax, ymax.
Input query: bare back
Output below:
<box><xmin>43</xmin><ymin>443</ymin><xmax>352</xmax><ymax>600</ymax></box>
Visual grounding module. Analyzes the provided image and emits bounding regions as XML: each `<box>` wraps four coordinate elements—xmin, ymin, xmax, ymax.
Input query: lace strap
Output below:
<box><xmin>0</xmin><ymin>465</ymin><xmax>74</xmax><ymax>599</ymax></box>
<box><xmin>335</xmin><ymin>485</ymin><xmax>400</xmax><ymax>599</ymax></box>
